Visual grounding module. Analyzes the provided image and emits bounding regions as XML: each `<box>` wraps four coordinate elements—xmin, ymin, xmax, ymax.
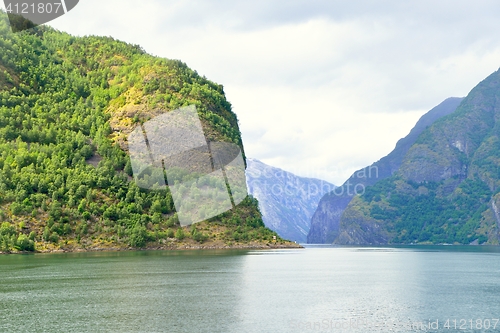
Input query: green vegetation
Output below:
<box><xmin>0</xmin><ymin>12</ymin><xmax>288</xmax><ymax>253</ymax></box>
<box><xmin>359</xmin><ymin>177</ymin><xmax>493</xmax><ymax>244</ymax></box>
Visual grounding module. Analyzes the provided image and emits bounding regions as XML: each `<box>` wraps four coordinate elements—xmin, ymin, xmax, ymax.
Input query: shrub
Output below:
<box><xmin>10</xmin><ymin>202</ymin><xmax>22</xmax><ymax>215</ymax></box>
<box><xmin>42</xmin><ymin>226</ymin><xmax>50</xmax><ymax>241</ymax></box>
<box><xmin>166</xmin><ymin>214</ymin><xmax>179</xmax><ymax>227</ymax></box>
<box><xmin>129</xmin><ymin>225</ymin><xmax>147</xmax><ymax>247</ymax></box>
<box><xmin>49</xmin><ymin>232</ymin><xmax>59</xmax><ymax>243</ymax></box>
<box><xmin>192</xmin><ymin>230</ymin><xmax>208</xmax><ymax>243</ymax></box>
<box><xmin>0</xmin><ymin>222</ymin><xmax>16</xmax><ymax>237</ymax></box>
<box><xmin>175</xmin><ymin>228</ymin><xmax>185</xmax><ymax>240</ymax></box>
<box><xmin>0</xmin><ymin>235</ymin><xmax>12</xmax><ymax>252</ymax></box>
<box><xmin>16</xmin><ymin>234</ymin><xmax>35</xmax><ymax>251</ymax></box>
<box><xmin>152</xmin><ymin>212</ymin><xmax>161</xmax><ymax>224</ymax></box>
<box><xmin>103</xmin><ymin>206</ymin><xmax>119</xmax><ymax>221</ymax></box>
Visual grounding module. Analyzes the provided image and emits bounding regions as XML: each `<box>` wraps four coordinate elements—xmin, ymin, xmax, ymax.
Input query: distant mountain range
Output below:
<box><xmin>307</xmin><ymin>97</ymin><xmax>464</xmax><ymax>244</ymax></box>
<box><xmin>246</xmin><ymin>158</ymin><xmax>335</xmax><ymax>242</ymax></box>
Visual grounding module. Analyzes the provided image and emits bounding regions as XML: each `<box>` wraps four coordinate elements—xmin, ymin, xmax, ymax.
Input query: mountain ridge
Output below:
<box><xmin>335</xmin><ymin>68</ymin><xmax>500</xmax><ymax>245</ymax></box>
<box><xmin>307</xmin><ymin>97</ymin><xmax>463</xmax><ymax>243</ymax></box>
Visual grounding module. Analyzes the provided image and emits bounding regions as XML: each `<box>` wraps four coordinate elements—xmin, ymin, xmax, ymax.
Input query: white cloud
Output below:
<box><xmin>227</xmin><ymin>82</ymin><xmax>425</xmax><ymax>183</ymax></box>
<box><xmin>4</xmin><ymin>0</ymin><xmax>500</xmax><ymax>184</ymax></box>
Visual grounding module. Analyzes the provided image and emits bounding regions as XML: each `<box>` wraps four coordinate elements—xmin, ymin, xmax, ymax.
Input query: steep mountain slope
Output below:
<box><xmin>336</xmin><ymin>68</ymin><xmax>500</xmax><ymax>245</ymax></box>
<box><xmin>0</xmin><ymin>12</ymin><xmax>296</xmax><ymax>253</ymax></box>
<box><xmin>307</xmin><ymin>97</ymin><xmax>463</xmax><ymax>243</ymax></box>
<box><xmin>246</xmin><ymin>158</ymin><xmax>335</xmax><ymax>242</ymax></box>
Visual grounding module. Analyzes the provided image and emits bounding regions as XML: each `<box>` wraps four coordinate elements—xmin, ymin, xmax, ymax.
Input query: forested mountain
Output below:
<box><xmin>307</xmin><ymin>97</ymin><xmax>463</xmax><ymax>243</ymax></box>
<box><xmin>334</xmin><ymin>69</ymin><xmax>500</xmax><ymax>245</ymax></box>
<box><xmin>246</xmin><ymin>158</ymin><xmax>335</xmax><ymax>243</ymax></box>
<box><xmin>0</xmin><ymin>11</ymin><xmax>294</xmax><ymax>253</ymax></box>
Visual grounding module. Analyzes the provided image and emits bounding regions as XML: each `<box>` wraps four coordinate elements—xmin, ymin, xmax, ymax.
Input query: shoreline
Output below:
<box><xmin>0</xmin><ymin>240</ymin><xmax>303</xmax><ymax>255</ymax></box>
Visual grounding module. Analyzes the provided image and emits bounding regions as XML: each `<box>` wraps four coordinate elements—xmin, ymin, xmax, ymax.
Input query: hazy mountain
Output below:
<box><xmin>246</xmin><ymin>158</ymin><xmax>335</xmax><ymax>242</ymax></box>
<box><xmin>307</xmin><ymin>97</ymin><xmax>463</xmax><ymax>243</ymax></box>
<box><xmin>335</xmin><ymin>68</ymin><xmax>500</xmax><ymax>245</ymax></box>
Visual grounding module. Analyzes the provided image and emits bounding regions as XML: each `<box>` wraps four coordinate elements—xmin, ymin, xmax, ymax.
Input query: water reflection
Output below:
<box><xmin>0</xmin><ymin>247</ymin><xmax>499</xmax><ymax>333</ymax></box>
<box><xmin>0</xmin><ymin>250</ymin><xmax>248</xmax><ymax>333</ymax></box>
<box><xmin>232</xmin><ymin>248</ymin><xmax>426</xmax><ymax>333</ymax></box>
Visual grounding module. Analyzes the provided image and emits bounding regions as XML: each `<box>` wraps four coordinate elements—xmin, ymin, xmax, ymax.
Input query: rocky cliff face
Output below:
<box><xmin>246</xmin><ymin>158</ymin><xmax>335</xmax><ymax>243</ymax></box>
<box><xmin>335</xmin><ymin>69</ymin><xmax>500</xmax><ymax>245</ymax></box>
<box><xmin>307</xmin><ymin>97</ymin><xmax>463</xmax><ymax>243</ymax></box>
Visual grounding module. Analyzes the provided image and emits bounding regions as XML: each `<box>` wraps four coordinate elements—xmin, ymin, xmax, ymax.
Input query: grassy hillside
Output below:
<box><xmin>0</xmin><ymin>12</ymin><xmax>295</xmax><ymax>253</ymax></box>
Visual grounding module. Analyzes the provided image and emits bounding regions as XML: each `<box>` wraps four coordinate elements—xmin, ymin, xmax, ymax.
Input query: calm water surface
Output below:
<box><xmin>1</xmin><ymin>245</ymin><xmax>500</xmax><ymax>333</ymax></box>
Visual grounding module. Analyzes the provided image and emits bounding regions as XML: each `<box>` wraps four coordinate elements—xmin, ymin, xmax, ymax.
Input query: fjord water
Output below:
<box><xmin>1</xmin><ymin>247</ymin><xmax>499</xmax><ymax>333</ymax></box>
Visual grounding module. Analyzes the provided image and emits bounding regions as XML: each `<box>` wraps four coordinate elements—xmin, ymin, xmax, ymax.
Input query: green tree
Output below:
<box><xmin>175</xmin><ymin>228</ymin><xmax>185</xmax><ymax>240</ymax></box>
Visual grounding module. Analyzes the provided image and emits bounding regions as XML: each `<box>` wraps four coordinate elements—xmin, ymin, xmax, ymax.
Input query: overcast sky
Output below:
<box><xmin>3</xmin><ymin>0</ymin><xmax>500</xmax><ymax>184</ymax></box>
